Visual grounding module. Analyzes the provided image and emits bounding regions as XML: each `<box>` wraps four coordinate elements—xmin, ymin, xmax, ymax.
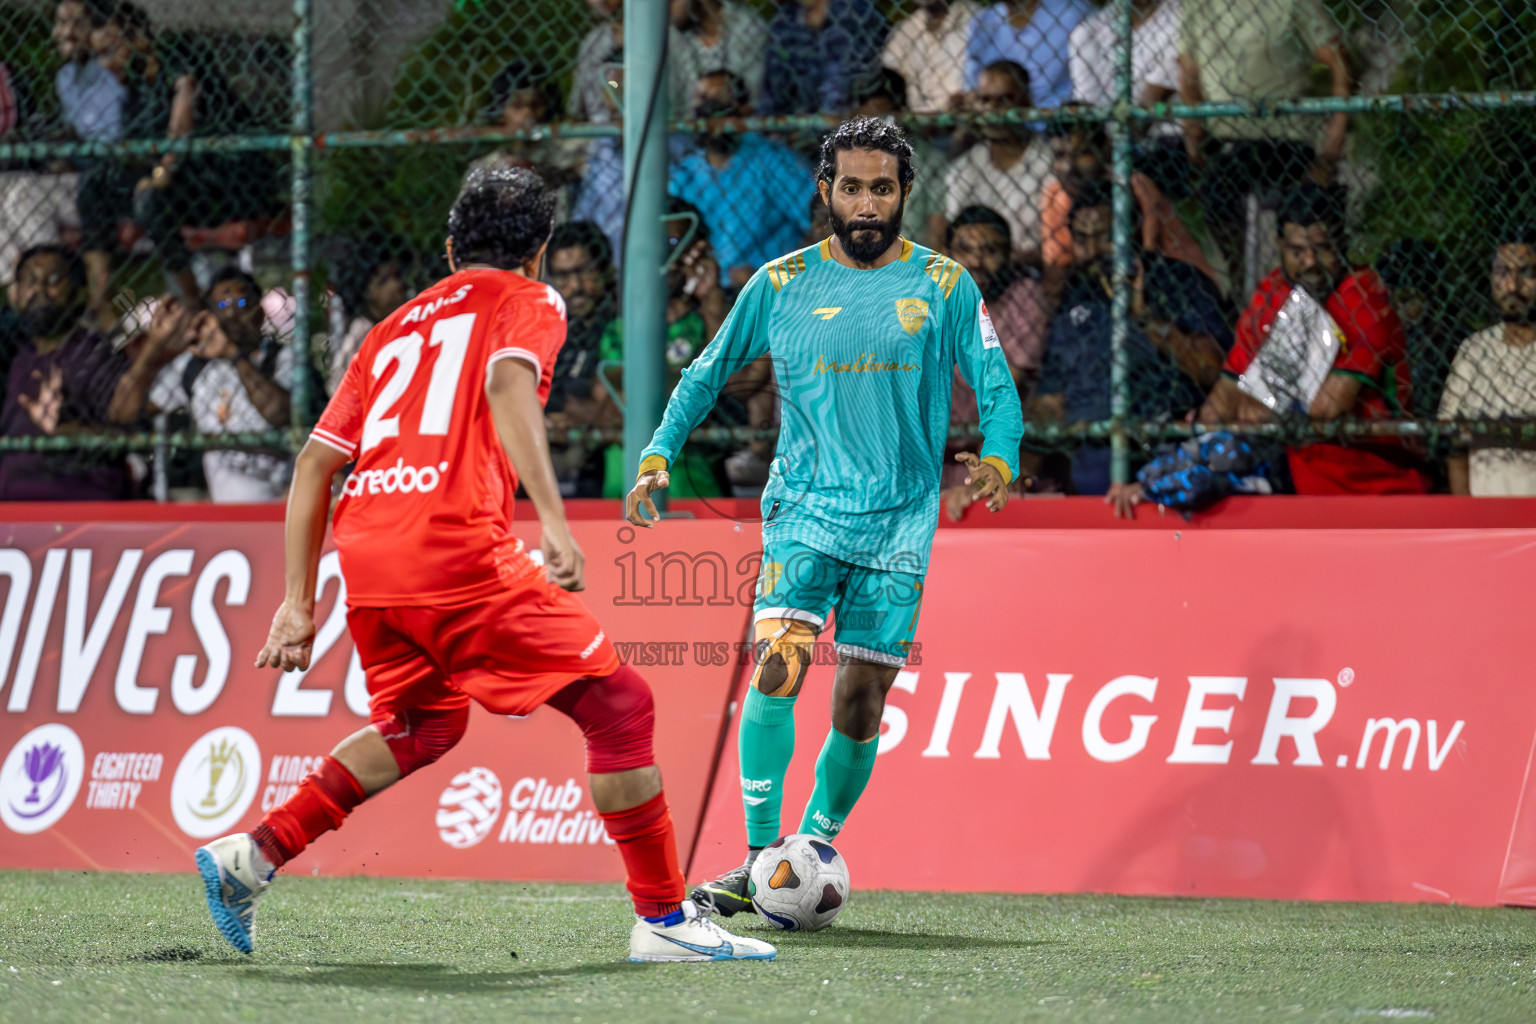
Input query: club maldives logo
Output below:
<box><xmin>437</xmin><ymin>767</ymin><xmax>503</xmax><ymax>848</ymax></box>
<box><xmin>170</xmin><ymin>727</ymin><xmax>261</xmax><ymax>839</ymax></box>
<box><xmin>1</xmin><ymin>724</ymin><xmax>85</xmax><ymax>834</ymax></box>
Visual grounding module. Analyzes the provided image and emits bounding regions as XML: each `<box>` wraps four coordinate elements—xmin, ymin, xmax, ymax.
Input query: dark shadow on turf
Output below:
<box><xmin>250</xmin><ymin>960</ymin><xmax>687</xmax><ymax>994</ymax></box>
<box><xmin>801</xmin><ymin>928</ymin><xmax>1059</xmax><ymax>950</ymax></box>
<box><xmin>126</xmin><ymin>947</ymin><xmax>204</xmax><ymax>963</ymax></box>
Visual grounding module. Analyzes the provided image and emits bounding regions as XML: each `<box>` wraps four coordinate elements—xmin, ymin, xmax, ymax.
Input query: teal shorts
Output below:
<box><xmin>752</xmin><ymin>537</ymin><xmax>925</xmax><ymax>667</ymax></box>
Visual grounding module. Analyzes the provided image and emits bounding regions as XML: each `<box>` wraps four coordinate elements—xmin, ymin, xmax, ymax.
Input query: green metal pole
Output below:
<box><xmin>622</xmin><ymin>0</ymin><xmax>669</xmax><ymax>500</ymax></box>
<box><xmin>1108</xmin><ymin>0</ymin><xmax>1134</xmax><ymax>485</ymax></box>
<box><xmin>290</xmin><ymin>0</ymin><xmax>313</xmax><ymax>439</ymax></box>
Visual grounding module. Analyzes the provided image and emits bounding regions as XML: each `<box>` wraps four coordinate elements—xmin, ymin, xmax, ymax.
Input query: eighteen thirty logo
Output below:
<box><xmin>0</xmin><ymin>723</ymin><xmax>84</xmax><ymax>834</ymax></box>
<box><xmin>170</xmin><ymin>727</ymin><xmax>261</xmax><ymax>838</ymax></box>
<box><xmin>437</xmin><ymin>767</ymin><xmax>503</xmax><ymax>848</ymax></box>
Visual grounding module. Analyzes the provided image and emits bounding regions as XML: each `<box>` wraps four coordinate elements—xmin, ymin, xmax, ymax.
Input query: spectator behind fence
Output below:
<box><xmin>881</xmin><ymin>0</ymin><xmax>980</xmax><ymax>115</ymax></box>
<box><xmin>467</xmin><ymin>58</ymin><xmax>583</xmax><ymax>219</ymax></box>
<box><xmin>763</xmin><ymin>0</ymin><xmax>889</xmax><ymax>116</ymax></box>
<box><xmin>946</xmin><ymin>204</ymin><xmax>1047</xmax><ymax>414</ymax></box>
<box><xmin>0</xmin><ymin>245</ymin><xmax>130</xmax><ymax>500</ymax></box>
<box><xmin>1179</xmin><ymin>0</ymin><xmax>1351</xmax><ymax>281</ymax></box>
<box><xmin>595</xmin><ymin>198</ymin><xmax>731</xmax><ymax>499</ymax></box>
<box><xmin>1376</xmin><ymin>238</ymin><xmax>1463</xmax><ymax>420</ymax></box>
<box><xmin>964</xmin><ymin>0</ymin><xmax>1096</xmax><ymax>109</ymax></box>
<box><xmin>0</xmin><ymin>1</ymin><xmax>125</xmax><ymax>288</ymax></box>
<box><xmin>326</xmin><ymin>234</ymin><xmax>414</xmax><ymax>394</ymax></box>
<box><xmin>944</xmin><ymin>60</ymin><xmax>1054</xmax><ymax>263</ymax></box>
<box><xmin>850</xmin><ymin>68</ymin><xmax>948</xmax><ymax>252</ymax></box>
<box><xmin>570</xmin><ymin>50</ymin><xmax>626</xmax><ymax>266</ymax></box>
<box><xmin>670</xmin><ymin>69</ymin><xmax>811</xmax><ymax>291</ymax></box>
<box><xmin>1068</xmin><ymin>0</ymin><xmax>1180</xmax><ymax>113</ymax></box>
<box><xmin>543</xmin><ymin>220</ymin><xmax>617</xmax><ymax>496</ymax></box>
<box><xmin>1197</xmin><ymin>186</ymin><xmax>1428</xmax><ymax>495</ymax></box>
<box><xmin>1441</xmin><ymin>228</ymin><xmax>1536</xmax><ymax>497</ymax></box>
<box><xmin>942</xmin><ymin>205</ymin><xmax>1048</xmax><ymax>505</ymax></box>
<box><xmin>78</xmin><ymin>1</ymin><xmax>281</xmax><ymax>327</ymax></box>
<box><xmin>1040</xmin><ymin>116</ymin><xmax>1219</xmax><ymax>286</ymax></box>
<box><xmin>668</xmin><ymin>0</ymin><xmax>770</xmax><ymax>113</ymax></box>
<box><xmin>1035</xmin><ymin>182</ymin><xmax>1231</xmax><ymax>495</ymax></box>
<box><xmin>111</xmin><ymin>268</ymin><xmax>294</xmax><ymax>502</ymax></box>
<box><xmin>567</xmin><ymin>0</ymin><xmax>623</xmax><ymax>123</ymax></box>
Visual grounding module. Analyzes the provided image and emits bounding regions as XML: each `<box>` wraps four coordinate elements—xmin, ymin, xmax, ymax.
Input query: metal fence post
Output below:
<box><xmin>621</xmin><ymin>0</ymin><xmax>669</xmax><ymax>502</ymax></box>
<box><xmin>1108</xmin><ymin>0</ymin><xmax>1135</xmax><ymax>486</ymax></box>
<box><xmin>289</xmin><ymin>0</ymin><xmax>314</xmax><ymax>439</ymax></box>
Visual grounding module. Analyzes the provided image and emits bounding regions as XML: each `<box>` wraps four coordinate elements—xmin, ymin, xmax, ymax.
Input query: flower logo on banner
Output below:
<box><xmin>0</xmin><ymin>724</ymin><xmax>85</xmax><ymax>834</ymax></box>
<box><xmin>436</xmin><ymin>767</ymin><xmax>502</xmax><ymax>848</ymax></box>
<box><xmin>171</xmin><ymin>727</ymin><xmax>262</xmax><ymax>839</ymax></box>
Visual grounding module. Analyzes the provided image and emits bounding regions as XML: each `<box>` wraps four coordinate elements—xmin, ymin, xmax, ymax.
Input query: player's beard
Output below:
<box><xmin>830</xmin><ymin>193</ymin><xmax>904</xmax><ymax>264</ymax></box>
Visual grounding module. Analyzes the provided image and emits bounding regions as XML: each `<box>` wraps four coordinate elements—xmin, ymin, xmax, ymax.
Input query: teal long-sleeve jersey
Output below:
<box><xmin>641</xmin><ymin>237</ymin><xmax>1025</xmax><ymax>574</ymax></box>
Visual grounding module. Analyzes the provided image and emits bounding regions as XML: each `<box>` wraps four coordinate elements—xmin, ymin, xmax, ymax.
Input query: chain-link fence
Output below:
<box><xmin>0</xmin><ymin>0</ymin><xmax>1532</xmax><ymax>502</ymax></box>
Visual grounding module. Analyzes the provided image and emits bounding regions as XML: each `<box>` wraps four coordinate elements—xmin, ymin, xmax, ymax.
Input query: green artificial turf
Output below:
<box><xmin>1</xmin><ymin>870</ymin><xmax>1533</xmax><ymax>1023</ymax></box>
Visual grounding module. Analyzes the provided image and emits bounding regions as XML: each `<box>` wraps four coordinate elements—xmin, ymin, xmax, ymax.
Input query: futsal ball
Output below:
<box><xmin>748</xmin><ymin>834</ymin><xmax>850</xmax><ymax>931</ymax></box>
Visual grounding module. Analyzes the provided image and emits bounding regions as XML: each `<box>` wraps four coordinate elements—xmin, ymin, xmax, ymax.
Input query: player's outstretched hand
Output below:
<box><xmin>955</xmin><ymin>453</ymin><xmax>1009</xmax><ymax>513</ymax></box>
<box><xmin>624</xmin><ymin>469</ymin><xmax>671</xmax><ymax>528</ymax></box>
<box><xmin>255</xmin><ymin>600</ymin><xmax>316</xmax><ymax>672</ymax></box>
<box><xmin>1106</xmin><ymin>481</ymin><xmax>1144</xmax><ymax>519</ymax></box>
<box><xmin>541</xmin><ymin>523</ymin><xmax>586</xmax><ymax>592</ymax></box>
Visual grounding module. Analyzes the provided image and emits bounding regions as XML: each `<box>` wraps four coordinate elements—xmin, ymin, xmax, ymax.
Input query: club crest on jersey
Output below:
<box><xmin>895</xmin><ymin>298</ymin><xmax>929</xmax><ymax>336</ymax></box>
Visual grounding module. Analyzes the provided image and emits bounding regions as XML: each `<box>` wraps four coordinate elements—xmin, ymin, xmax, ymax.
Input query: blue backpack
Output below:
<box><xmin>1137</xmin><ymin>432</ymin><xmax>1276</xmax><ymax>512</ymax></box>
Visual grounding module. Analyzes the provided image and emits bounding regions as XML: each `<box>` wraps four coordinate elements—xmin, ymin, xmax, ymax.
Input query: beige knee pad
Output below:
<box><xmin>749</xmin><ymin>617</ymin><xmax>820</xmax><ymax>697</ymax></box>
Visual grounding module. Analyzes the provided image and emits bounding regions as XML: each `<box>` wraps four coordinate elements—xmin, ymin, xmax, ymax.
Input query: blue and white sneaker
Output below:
<box><xmin>195</xmin><ymin>833</ymin><xmax>275</xmax><ymax>954</ymax></box>
<box><xmin>628</xmin><ymin>899</ymin><xmax>776</xmax><ymax>962</ymax></box>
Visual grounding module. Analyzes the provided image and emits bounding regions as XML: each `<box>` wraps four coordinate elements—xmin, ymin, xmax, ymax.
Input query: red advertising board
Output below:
<box><xmin>7</xmin><ymin>502</ymin><xmax>1536</xmax><ymax>907</ymax></box>
<box><xmin>0</xmin><ymin>517</ymin><xmax>755</xmax><ymax>881</ymax></box>
<box><xmin>693</xmin><ymin>527</ymin><xmax>1536</xmax><ymax>906</ymax></box>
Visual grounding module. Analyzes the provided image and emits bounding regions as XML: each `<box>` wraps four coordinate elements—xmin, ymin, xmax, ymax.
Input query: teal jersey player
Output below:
<box><xmin>627</xmin><ymin>118</ymin><xmax>1023</xmax><ymax>919</ymax></box>
<box><xmin>639</xmin><ymin>234</ymin><xmax>1021</xmax><ymax>576</ymax></box>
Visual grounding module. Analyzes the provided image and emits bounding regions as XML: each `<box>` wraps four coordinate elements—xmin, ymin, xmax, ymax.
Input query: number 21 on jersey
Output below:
<box><xmin>360</xmin><ymin>312</ymin><xmax>476</xmax><ymax>453</ymax></box>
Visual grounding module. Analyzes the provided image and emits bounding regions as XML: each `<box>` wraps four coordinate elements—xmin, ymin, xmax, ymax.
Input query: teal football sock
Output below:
<box><xmin>799</xmin><ymin>727</ymin><xmax>878</xmax><ymax>841</ymax></box>
<box><xmin>738</xmin><ymin>687</ymin><xmax>798</xmax><ymax>848</ymax></box>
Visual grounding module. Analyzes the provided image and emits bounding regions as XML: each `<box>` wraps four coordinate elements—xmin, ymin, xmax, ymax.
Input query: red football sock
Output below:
<box><xmin>251</xmin><ymin>756</ymin><xmax>367</xmax><ymax>869</ymax></box>
<box><xmin>600</xmin><ymin>791</ymin><xmax>685</xmax><ymax>918</ymax></box>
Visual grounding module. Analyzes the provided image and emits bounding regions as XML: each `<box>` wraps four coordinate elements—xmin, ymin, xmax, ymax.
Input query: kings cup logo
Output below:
<box><xmin>437</xmin><ymin>767</ymin><xmax>503</xmax><ymax>848</ymax></box>
<box><xmin>170</xmin><ymin>727</ymin><xmax>261</xmax><ymax>838</ymax></box>
<box><xmin>1</xmin><ymin>724</ymin><xmax>84</xmax><ymax>834</ymax></box>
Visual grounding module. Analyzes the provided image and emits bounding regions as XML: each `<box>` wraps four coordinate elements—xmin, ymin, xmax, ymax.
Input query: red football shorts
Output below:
<box><xmin>347</xmin><ymin>574</ymin><xmax>621</xmax><ymax>723</ymax></box>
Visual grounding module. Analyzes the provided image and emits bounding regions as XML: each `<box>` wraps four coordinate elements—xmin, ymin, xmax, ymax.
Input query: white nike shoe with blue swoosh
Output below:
<box><xmin>628</xmin><ymin>899</ymin><xmax>777</xmax><ymax>962</ymax></box>
<box><xmin>195</xmin><ymin>834</ymin><xmax>275</xmax><ymax>954</ymax></box>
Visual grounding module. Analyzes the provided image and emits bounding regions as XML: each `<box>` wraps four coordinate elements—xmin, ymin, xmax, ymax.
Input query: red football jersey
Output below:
<box><xmin>1224</xmin><ymin>268</ymin><xmax>1428</xmax><ymax>495</ymax></box>
<box><xmin>311</xmin><ymin>268</ymin><xmax>567</xmax><ymax>606</ymax></box>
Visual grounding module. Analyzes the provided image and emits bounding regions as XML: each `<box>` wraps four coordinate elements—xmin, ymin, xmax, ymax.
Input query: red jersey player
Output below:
<box><xmin>194</xmin><ymin>168</ymin><xmax>774</xmax><ymax>964</ymax></box>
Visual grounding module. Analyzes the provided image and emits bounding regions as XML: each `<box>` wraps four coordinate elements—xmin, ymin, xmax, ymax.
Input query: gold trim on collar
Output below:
<box><xmin>818</xmin><ymin>237</ymin><xmax>832</xmax><ymax>262</ymax></box>
<box><xmin>898</xmin><ymin>238</ymin><xmax>914</xmax><ymax>262</ymax></box>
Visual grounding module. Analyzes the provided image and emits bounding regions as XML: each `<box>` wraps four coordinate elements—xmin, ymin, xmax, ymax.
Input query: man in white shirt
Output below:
<box><xmin>112</xmin><ymin>269</ymin><xmax>296</xmax><ymax>502</ymax></box>
<box><xmin>942</xmin><ymin>60</ymin><xmax>1054</xmax><ymax>262</ymax></box>
<box><xmin>667</xmin><ymin>0</ymin><xmax>770</xmax><ymax>112</ymax></box>
<box><xmin>566</xmin><ymin>0</ymin><xmax>623</xmax><ymax>123</ymax></box>
<box><xmin>1069</xmin><ymin>0</ymin><xmax>1180</xmax><ymax>110</ymax></box>
<box><xmin>1441</xmin><ymin>228</ymin><xmax>1536</xmax><ymax>496</ymax></box>
<box><xmin>881</xmin><ymin>0</ymin><xmax>979</xmax><ymax>114</ymax></box>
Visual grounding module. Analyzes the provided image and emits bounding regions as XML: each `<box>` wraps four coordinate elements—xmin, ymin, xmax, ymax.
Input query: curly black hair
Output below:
<box><xmin>815</xmin><ymin>116</ymin><xmax>915</xmax><ymax>192</ymax></box>
<box><xmin>1276</xmin><ymin>185</ymin><xmax>1347</xmax><ymax>240</ymax></box>
<box><xmin>447</xmin><ymin>166</ymin><xmax>557</xmax><ymax>272</ymax></box>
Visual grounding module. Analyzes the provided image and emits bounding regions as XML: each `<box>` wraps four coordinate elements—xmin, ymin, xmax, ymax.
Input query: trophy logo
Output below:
<box><xmin>1</xmin><ymin>724</ymin><xmax>84</xmax><ymax>834</ymax></box>
<box><xmin>198</xmin><ymin>739</ymin><xmax>241</xmax><ymax>815</ymax></box>
<box><xmin>171</xmin><ymin>728</ymin><xmax>261</xmax><ymax>838</ymax></box>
